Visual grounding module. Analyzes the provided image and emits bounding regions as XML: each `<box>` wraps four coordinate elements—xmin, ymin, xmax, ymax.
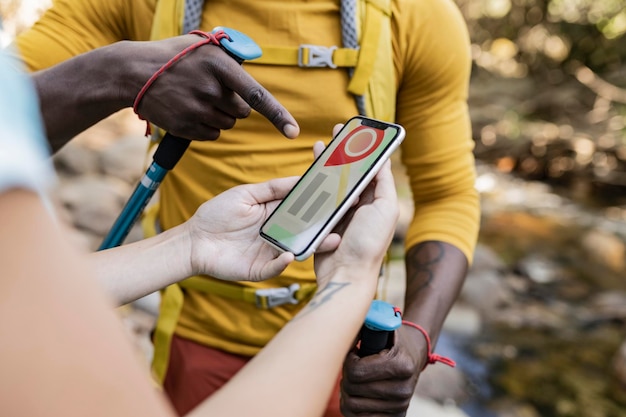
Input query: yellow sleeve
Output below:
<box><xmin>14</xmin><ymin>0</ymin><xmax>156</xmax><ymax>71</ymax></box>
<box><xmin>393</xmin><ymin>0</ymin><xmax>479</xmax><ymax>263</ymax></box>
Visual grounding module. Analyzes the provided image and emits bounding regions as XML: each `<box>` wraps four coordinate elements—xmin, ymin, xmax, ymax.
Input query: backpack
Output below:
<box><xmin>149</xmin><ymin>0</ymin><xmax>396</xmax><ymax>121</ymax></box>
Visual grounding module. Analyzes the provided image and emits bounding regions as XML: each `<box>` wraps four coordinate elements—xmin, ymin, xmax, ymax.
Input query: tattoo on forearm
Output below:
<box><xmin>293</xmin><ymin>282</ymin><xmax>350</xmax><ymax>321</ymax></box>
<box><xmin>406</xmin><ymin>242</ymin><xmax>445</xmax><ymax>297</ymax></box>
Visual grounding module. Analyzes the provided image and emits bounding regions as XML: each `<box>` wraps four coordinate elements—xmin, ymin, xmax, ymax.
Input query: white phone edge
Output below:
<box><xmin>261</xmin><ymin>120</ymin><xmax>406</xmax><ymax>261</ymax></box>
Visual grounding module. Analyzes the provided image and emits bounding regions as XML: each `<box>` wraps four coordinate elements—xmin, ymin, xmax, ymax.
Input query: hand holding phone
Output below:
<box><xmin>260</xmin><ymin>116</ymin><xmax>405</xmax><ymax>261</ymax></box>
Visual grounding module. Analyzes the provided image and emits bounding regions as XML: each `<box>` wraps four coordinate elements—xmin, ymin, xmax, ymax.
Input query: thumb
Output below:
<box><xmin>258</xmin><ymin>252</ymin><xmax>295</xmax><ymax>280</ymax></box>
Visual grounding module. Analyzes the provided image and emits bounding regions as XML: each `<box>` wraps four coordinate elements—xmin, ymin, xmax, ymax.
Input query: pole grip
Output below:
<box><xmin>357</xmin><ymin>300</ymin><xmax>402</xmax><ymax>357</ymax></box>
<box><xmin>358</xmin><ymin>327</ymin><xmax>393</xmax><ymax>357</ymax></box>
<box><xmin>152</xmin><ymin>133</ymin><xmax>191</xmax><ymax>170</ymax></box>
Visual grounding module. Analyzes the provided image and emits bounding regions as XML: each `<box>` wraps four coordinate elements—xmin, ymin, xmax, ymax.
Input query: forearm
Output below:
<box><xmin>191</xmin><ymin>268</ymin><xmax>378</xmax><ymax>417</ymax></box>
<box><xmin>32</xmin><ymin>41</ymin><xmax>148</xmax><ymax>151</ymax></box>
<box><xmin>403</xmin><ymin>241</ymin><xmax>468</xmax><ymax>344</ymax></box>
<box><xmin>402</xmin><ymin>172</ymin><xmax>478</xmax><ymax>343</ymax></box>
<box><xmin>90</xmin><ymin>224</ymin><xmax>193</xmax><ymax>306</ymax></box>
<box><xmin>0</xmin><ymin>190</ymin><xmax>173</xmax><ymax>417</ymax></box>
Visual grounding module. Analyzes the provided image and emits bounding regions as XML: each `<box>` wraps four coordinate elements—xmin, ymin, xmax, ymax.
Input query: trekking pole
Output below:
<box><xmin>99</xmin><ymin>27</ymin><xmax>262</xmax><ymax>250</ymax></box>
<box><xmin>357</xmin><ymin>300</ymin><xmax>402</xmax><ymax>357</ymax></box>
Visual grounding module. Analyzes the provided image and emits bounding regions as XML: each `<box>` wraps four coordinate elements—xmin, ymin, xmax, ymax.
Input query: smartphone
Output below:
<box><xmin>260</xmin><ymin>115</ymin><xmax>406</xmax><ymax>261</ymax></box>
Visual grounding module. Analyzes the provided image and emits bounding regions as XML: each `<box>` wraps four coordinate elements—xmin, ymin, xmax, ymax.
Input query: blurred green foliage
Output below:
<box><xmin>456</xmin><ymin>0</ymin><xmax>626</xmax><ymax>77</ymax></box>
<box><xmin>459</xmin><ymin>0</ymin><xmax>626</xmax><ymax>204</ymax></box>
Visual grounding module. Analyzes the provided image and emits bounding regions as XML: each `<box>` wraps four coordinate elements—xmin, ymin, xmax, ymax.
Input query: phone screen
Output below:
<box><xmin>260</xmin><ymin>116</ymin><xmax>404</xmax><ymax>258</ymax></box>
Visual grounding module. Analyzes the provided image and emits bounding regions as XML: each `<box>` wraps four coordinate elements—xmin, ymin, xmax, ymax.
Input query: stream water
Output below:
<box><xmin>449</xmin><ymin>163</ymin><xmax>626</xmax><ymax>417</ymax></box>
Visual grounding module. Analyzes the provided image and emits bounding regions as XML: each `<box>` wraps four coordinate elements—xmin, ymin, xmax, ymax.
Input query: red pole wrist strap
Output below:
<box><xmin>132</xmin><ymin>30</ymin><xmax>230</xmax><ymax>136</ymax></box>
<box><xmin>392</xmin><ymin>307</ymin><xmax>456</xmax><ymax>369</ymax></box>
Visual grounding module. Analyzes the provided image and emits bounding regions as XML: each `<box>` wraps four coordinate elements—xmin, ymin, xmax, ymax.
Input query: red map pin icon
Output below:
<box><xmin>325</xmin><ymin>126</ymin><xmax>384</xmax><ymax>166</ymax></box>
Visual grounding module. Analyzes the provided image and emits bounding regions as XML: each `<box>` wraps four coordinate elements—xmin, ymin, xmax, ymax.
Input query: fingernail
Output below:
<box><xmin>283</xmin><ymin>123</ymin><xmax>299</xmax><ymax>138</ymax></box>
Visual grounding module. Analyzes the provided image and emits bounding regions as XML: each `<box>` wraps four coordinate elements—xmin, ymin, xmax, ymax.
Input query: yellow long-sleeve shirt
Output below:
<box><xmin>16</xmin><ymin>0</ymin><xmax>479</xmax><ymax>356</ymax></box>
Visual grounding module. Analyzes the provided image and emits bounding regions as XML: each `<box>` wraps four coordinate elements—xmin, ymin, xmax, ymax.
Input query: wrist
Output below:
<box><xmin>174</xmin><ymin>222</ymin><xmax>197</xmax><ymax>278</ymax></box>
<box><xmin>155</xmin><ymin>223</ymin><xmax>196</xmax><ymax>280</ymax></box>
<box><xmin>399</xmin><ymin>320</ymin><xmax>456</xmax><ymax>369</ymax></box>
<box><xmin>320</xmin><ymin>264</ymin><xmax>380</xmax><ymax>296</ymax></box>
<box><xmin>109</xmin><ymin>41</ymin><xmax>182</xmax><ymax>107</ymax></box>
<box><xmin>336</xmin><ymin>261</ymin><xmax>383</xmax><ymax>282</ymax></box>
<box><xmin>184</xmin><ymin>222</ymin><xmax>220</xmax><ymax>278</ymax></box>
<box><xmin>73</xmin><ymin>42</ymin><xmax>137</xmax><ymax>109</ymax></box>
<box><xmin>108</xmin><ymin>41</ymin><xmax>162</xmax><ymax>107</ymax></box>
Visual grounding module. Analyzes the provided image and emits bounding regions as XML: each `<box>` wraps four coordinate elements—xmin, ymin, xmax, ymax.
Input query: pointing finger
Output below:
<box><xmin>216</xmin><ymin>61</ymin><xmax>300</xmax><ymax>139</ymax></box>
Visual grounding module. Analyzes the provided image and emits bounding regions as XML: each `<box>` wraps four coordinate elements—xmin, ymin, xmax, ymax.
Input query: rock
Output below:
<box><xmin>501</xmin><ymin>272</ymin><xmax>531</xmax><ymax>294</ymax></box>
<box><xmin>460</xmin><ymin>269</ymin><xmax>512</xmax><ymax>316</ymax></box>
<box><xmin>487</xmin><ymin>398</ymin><xmax>542</xmax><ymax>417</ymax></box>
<box><xmin>612</xmin><ymin>340</ymin><xmax>626</xmax><ymax>404</ymax></box>
<box><xmin>581</xmin><ymin>229</ymin><xmax>626</xmax><ymax>272</ymax></box>
<box><xmin>125</xmin><ymin>222</ymin><xmax>146</xmax><ymax>245</ymax></box>
<box><xmin>407</xmin><ymin>396</ymin><xmax>470</xmax><ymax>417</ymax></box>
<box><xmin>516</xmin><ymin>253</ymin><xmax>566</xmax><ymax>284</ymax></box>
<box><xmin>492</xmin><ymin>302</ymin><xmax>569</xmax><ymax>330</ymax></box>
<box><xmin>53</xmin><ymin>142</ymin><xmax>100</xmax><ymax>175</ymax></box>
<box><xmin>613</xmin><ymin>340</ymin><xmax>626</xmax><ymax>386</ymax></box>
<box><xmin>55</xmin><ymin>175</ymin><xmax>133</xmax><ymax>236</ymax></box>
<box><xmin>443</xmin><ymin>302</ymin><xmax>482</xmax><ymax>338</ymax></box>
<box><xmin>118</xmin><ymin>305</ymin><xmax>157</xmax><ymax>366</ymax></box>
<box><xmin>415</xmin><ymin>362</ymin><xmax>470</xmax><ymax>405</ymax></box>
<box><xmin>99</xmin><ymin>134</ymin><xmax>149</xmax><ymax>184</ymax></box>
<box><xmin>471</xmin><ymin>243</ymin><xmax>506</xmax><ymax>273</ymax></box>
<box><xmin>586</xmin><ymin>291</ymin><xmax>626</xmax><ymax>323</ymax></box>
<box><xmin>63</xmin><ymin>225</ymin><xmax>102</xmax><ymax>252</ymax></box>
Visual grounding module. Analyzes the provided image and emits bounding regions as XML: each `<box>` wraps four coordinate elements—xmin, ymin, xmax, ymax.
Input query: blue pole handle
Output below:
<box><xmin>98</xmin><ymin>132</ymin><xmax>189</xmax><ymax>250</ymax></box>
<box><xmin>98</xmin><ymin>162</ymin><xmax>168</xmax><ymax>250</ymax></box>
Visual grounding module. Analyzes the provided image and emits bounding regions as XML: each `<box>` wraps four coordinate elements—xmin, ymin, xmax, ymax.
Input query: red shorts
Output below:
<box><xmin>163</xmin><ymin>334</ymin><xmax>342</xmax><ymax>416</ymax></box>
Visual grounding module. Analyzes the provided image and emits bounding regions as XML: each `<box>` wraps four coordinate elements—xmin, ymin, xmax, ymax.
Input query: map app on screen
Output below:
<box><xmin>261</xmin><ymin>117</ymin><xmax>402</xmax><ymax>256</ymax></box>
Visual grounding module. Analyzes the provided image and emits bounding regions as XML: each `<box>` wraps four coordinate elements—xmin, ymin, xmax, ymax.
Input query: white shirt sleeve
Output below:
<box><xmin>0</xmin><ymin>48</ymin><xmax>55</xmax><ymax>196</ymax></box>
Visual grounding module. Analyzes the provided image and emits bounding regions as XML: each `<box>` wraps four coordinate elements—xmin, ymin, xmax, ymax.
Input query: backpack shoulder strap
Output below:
<box><xmin>150</xmin><ymin>0</ymin><xmax>196</xmax><ymax>40</ymax></box>
<box><xmin>150</xmin><ymin>0</ymin><xmax>396</xmax><ymax>121</ymax></box>
<box><xmin>352</xmin><ymin>0</ymin><xmax>395</xmax><ymax>121</ymax></box>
